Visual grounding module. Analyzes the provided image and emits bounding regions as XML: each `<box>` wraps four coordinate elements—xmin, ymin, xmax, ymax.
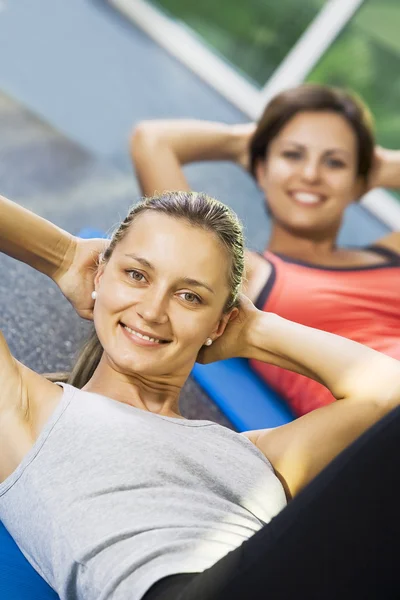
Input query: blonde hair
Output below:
<box><xmin>68</xmin><ymin>191</ymin><xmax>245</xmax><ymax>388</ymax></box>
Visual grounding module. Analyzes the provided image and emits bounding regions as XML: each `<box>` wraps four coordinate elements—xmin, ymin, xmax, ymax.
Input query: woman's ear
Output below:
<box><xmin>254</xmin><ymin>159</ymin><xmax>268</xmax><ymax>192</ymax></box>
<box><xmin>94</xmin><ymin>263</ymin><xmax>105</xmax><ymax>290</ymax></box>
<box><xmin>211</xmin><ymin>308</ymin><xmax>239</xmax><ymax>342</ymax></box>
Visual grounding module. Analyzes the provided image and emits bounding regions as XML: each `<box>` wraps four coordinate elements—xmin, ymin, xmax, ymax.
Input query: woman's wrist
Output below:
<box><xmin>229</xmin><ymin>123</ymin><xmax>256</xmax><ymax>169</ymax></box>
<box><xmin>242</xmin><ymin>310</ymin><xmax>277</xmax><ymax>360</ymax></box>
<box><xmin>52</xmin><ymin>235</ymin><xmax>78</xmax><ymax>284</ymax></box>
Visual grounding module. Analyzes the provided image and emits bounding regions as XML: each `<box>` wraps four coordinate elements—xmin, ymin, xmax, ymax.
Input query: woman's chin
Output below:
<box><xmin>278</xmin><ymin>213</ymin><xmax>339</xmax><ymax>237</ymax></box>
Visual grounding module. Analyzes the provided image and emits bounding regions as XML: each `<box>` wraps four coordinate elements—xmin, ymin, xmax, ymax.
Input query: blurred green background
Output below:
<box><xmin>151</xmin><ymin>0</ymin><xmax>400</xmax><ymax>151</ymax></box>
<box><xmin>150</xmin><ymin>0</ymin><xmax>327</xmax><ymax>85</ymax></box>
<box><xmin>308</xmin><ymin>0</ymin><xmax>400</xmax><ymax>150</ymax></box>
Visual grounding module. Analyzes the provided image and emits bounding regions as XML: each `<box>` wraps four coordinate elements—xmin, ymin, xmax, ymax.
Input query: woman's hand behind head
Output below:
<box><xmin>54</xmin><ymin>237</ymin><xmax>109</xmax><ymax>320</ymax></box>
<box><xmin>230</xmin><ymin>123</ymin><xmax>257</xmax><ymax>171</ymax></box>
<box><xmin>197</xmin><ymin>295</ymin><xmax>258</xmax><ymax>364</ymax></box>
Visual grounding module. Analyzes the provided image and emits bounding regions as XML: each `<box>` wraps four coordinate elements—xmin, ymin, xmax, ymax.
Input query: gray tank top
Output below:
<box><xmin>0</xmin><ymin>383</ymin><xmax>286</xmax><ymax>600</ymax></box>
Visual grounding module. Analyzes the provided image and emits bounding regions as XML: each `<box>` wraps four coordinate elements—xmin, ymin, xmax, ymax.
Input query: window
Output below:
<box><xmin>308</xmin><ymin>0</ymin><xmax>400</xmax><ymax>166</ymax></box>
<box><xmin>150</xmin><ymin>0</ymin><xmax>327</xmax><ymax>86</ymax></box>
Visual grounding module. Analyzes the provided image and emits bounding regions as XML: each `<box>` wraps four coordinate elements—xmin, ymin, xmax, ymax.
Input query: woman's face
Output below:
<box><xmin>256</xmin><ymin>111</ymin><xmax>364</xmax><ymax>237</ymax></box>
<box><xmin>93</xmin><ymin>212</ymin><xmax>234</xmax><ymax>380</ymax></box>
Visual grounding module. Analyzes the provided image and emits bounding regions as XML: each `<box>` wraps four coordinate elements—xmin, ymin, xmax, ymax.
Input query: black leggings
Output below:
<box><xmin>144</xmin><ymin>406</ymin><xmax>400</xmax><ymax>600</ymax></box>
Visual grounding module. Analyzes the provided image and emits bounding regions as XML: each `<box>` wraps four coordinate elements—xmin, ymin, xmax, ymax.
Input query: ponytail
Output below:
<box><xmin>68</xmin><ymin>328</ymin><xmax>103</xmax><ymax>389</ymax></box>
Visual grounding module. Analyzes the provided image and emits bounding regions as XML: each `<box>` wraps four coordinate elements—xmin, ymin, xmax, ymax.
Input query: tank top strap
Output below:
<box><xmin>254</xmin><ymin>251</ymin><xmax>278</xmax><ymax>310</ymax></box>
<box><xmin>366</xmin><ymin>244</ymin><xmax>400</xmax><ymax>265</ymax></box>
<box><xmin>253</xmin><ymin>244</ymin><xmax>400</xmax><ymax>311</ymax></box>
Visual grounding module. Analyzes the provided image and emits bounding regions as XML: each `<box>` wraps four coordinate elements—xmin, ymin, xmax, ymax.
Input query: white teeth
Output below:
<box><xmin>293</xmin><ymin>192</ymin><xmax>321</xmax><ymax>204</ymax></box>
<box><xmin>124</xmin><ymin>325</ymin><xmax>161</xmax><ymax>344</ymax></box>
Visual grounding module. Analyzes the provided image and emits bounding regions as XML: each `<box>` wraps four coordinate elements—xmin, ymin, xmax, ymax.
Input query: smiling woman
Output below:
<box><xmin>68</xmin><ymin>191</ymin><xmax>244</xmax><ymax>395</ymax></box>
<box><xmin>131</xmin><ymin>83</ymin><xmax>400</xmax><ymax>417</ymax></box>
<box><xmin>0</xmin><ymin>192</ymin><xmax>400</xmax><ymax>600</ymax></box>
<box><xmin>249</xmin><ymin>85</ymin><xmax>374</xmax><ymax>239</ymax></box>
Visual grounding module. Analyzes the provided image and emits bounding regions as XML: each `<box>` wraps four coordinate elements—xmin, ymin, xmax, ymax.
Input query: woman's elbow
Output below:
<box><xmin>342</xmin><ymin>356</ymin><xmax>400</xmax><ymax>412</ymax></box>
<box><xmin>130</xmin><ymin>121</ymin><xmax>159</xmax><ymax>155</ymax></box>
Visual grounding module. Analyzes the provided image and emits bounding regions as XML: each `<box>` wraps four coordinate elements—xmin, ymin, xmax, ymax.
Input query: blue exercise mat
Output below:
<box><xmin>192</xmin><ymin>358</ymin><xmax>293</xmax><ymax>431</ymax></box>
<box><xmin>0</xmin><ymin>521</ymin><xmax>58</xmax><ymax>600</ymax></box>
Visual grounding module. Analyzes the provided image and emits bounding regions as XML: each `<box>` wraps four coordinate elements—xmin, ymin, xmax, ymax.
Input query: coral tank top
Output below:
<box><xmin>250</xmin><ymin>246</ymin><xmax>400</xmax><ymax>416</ymax></box>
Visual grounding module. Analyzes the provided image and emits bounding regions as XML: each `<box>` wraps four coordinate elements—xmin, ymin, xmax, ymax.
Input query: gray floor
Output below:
<box><xmin>0</xmin><ymin>0</ymin><xmax>390</xmax><ymax>427</ymax></box>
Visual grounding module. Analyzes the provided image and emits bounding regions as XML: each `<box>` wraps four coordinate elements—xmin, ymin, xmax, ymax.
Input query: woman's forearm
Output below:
<box><xmin>0</xmin><ymin>195</ymin><xmax>74</xmax><ymax>279</ymax></box>
<box><xmin>246</xmin><ymin>312</ymin><xmax>400</xmax><ymax>406</ymax></box>
<box><xmin>133</xmin><ymin>120</ymin><xmax>250</xmax><ymax>164</ymax></box>
<box><xmin>131</xmin><ymin>120</ymin><xmax>254</xmax><ymax>196</ymax></box>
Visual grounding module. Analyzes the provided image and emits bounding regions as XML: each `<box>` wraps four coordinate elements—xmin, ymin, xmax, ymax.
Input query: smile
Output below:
<box><xmin>120</xmin><ymin>323</ymin><xmax>170</xmax><ymax>347</ymax></box>
<box><xmin>289</xmin><ymin>191</ymin><xmax>326</xmax><ymax>206</ymax></box>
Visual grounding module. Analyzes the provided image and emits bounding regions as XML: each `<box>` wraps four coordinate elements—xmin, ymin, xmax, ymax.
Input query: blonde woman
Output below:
<box><xmin>0</xmin><ymin>193</ymin><xmax>399</xmax><ymax>600</ymax></box>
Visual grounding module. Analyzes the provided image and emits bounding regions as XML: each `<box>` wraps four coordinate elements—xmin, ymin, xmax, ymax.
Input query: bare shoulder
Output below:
<box><xmin>17</xmin><ymin>363</ymin><xmax>64</xmax><ymax>432</ymax></box>
<box><xmin>243</xmin><ymin>250</ymin><xmax>272</xmax><ymax>303</ymax></box>
<box><xmin>0</xmin><ymin>329</ymin><xmax>60</xmax><ymax>417</ymax></box>
<box><xmin>242</xmin><ymin>429</ymin><xmax>262</xmax><ymax>444</ymax></box>
<box><xmin>0</xmin><ymin>329</ymin><xmax>24</xmax><ymax>415</ymax></box>
<box><xmin>0</xmin><ymin>330</ymin><xmax>63</xmax><ymax>481</ymax></box>
<box><xmin>242</xmin><ymin>427</ymin><xmax>292</xmax><ymax>499</ymax></box>
<box><xmin>242</xmin><ymin>427</ymin><xmax>279</xmax><ymax>455</ymax></box>
<box><xmin>242</xmin><ymin>391</ymin><xmax>398</xmax><ymax>501</ymax></box>
<box><xmin>373</xmin><ymin>231</ymin><xmax>400</xmax><ymax>254</ymax></box>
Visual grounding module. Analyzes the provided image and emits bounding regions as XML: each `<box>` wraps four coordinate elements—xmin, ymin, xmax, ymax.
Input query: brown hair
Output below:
<box><xmin>68</xmin><ymin>191</ymin><xmax>245</xmax><ymax>389</ymax></box>
<box><xmin>249</xmin><ymin>83</ymin><xmax>375</xmax><ymax>181</ymax></box>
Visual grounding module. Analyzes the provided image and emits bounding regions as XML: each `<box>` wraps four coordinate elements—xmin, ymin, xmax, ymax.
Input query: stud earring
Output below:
<box><xmin>205</xmin><ymin>338</ymin><xmax>213</xmax><ymax>346</ymax></box>
<box><xmin>91</xmin><ymin>290</ymin><xmax>97</xmax><ymax>300</ymax></box>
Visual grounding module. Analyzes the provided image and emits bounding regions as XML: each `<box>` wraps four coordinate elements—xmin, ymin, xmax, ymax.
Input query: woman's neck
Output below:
<box><xmin>82</xmin><ymin>357</ymin><xmax>185</xmax><ymax>419</ymax></box>
<box><xmin>267</xmin><ymin>222</ymin><xmax>339</xmax><ymax>261</ymax></box>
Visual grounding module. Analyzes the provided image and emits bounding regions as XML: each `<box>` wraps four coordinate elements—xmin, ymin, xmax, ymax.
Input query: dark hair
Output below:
<box><xmin>249</xmin><ymin>83</ymin><xmax>375</xmax><ymax>181</ymax></box>
<box><xmin>68</xmin><ymin>191</ymin><xmax>245</xmax><ymax>389</ymax></box>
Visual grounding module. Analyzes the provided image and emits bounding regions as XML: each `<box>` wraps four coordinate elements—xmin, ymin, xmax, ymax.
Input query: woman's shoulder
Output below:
<box><xmin>1</xmin><ymin>356</ymin><xmax>63</xmax><ymax>444</ymax></box>
<box><xmin>372</xmin><ymin>232</ymin><xmax>400</xmax><ymax>256</ymax></box>
<box><xmin>17</xmin><ymin>364</ymin><xmax>64</xmax><ymax>429</ymax></box>
<box><xmin>0</xmin><ymin>361</ymin><xmax>63</xmax><ymax>482</ymax></box>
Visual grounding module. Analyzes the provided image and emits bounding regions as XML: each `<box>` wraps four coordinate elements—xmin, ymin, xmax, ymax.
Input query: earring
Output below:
<box><xmin>205</xmin><ymin>338</ymin><xmax>213</xmax><ymax>346</ymax></box>
<box><xmin>91</xmin><ymin>290</ymin><xmax>97</xmax><ymax>300</ymax></box>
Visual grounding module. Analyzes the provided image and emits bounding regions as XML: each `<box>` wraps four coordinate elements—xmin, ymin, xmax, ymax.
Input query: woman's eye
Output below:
<box><xmin>282</xmin><ymin>150</ymin><xmax>301</xmax><ymax>160</ymax></box>
<box><xmin>326</xmin><ymin>158</ymin><xmax>346</xmax><ymax>169</ymax></box>
<box><xmin>127</xmin><ymin>269</ymin><xmax>145</xmax><ymax>282</ymax></box>
<box><xmin>180</xmin><ymin>292</ymin><xmax>201</xmax><ymax>304</ymax></box>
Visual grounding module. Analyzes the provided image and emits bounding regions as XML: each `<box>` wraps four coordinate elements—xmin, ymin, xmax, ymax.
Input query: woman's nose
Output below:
<box><xmin>136</xmin><ymin>292</ymin><xmax>169</xmax><ymax>325</ymax></box>
<box><xmin>301</xmin><ymin>160</ymin><xmax>321</xmax><ymax>183</ymax></box>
